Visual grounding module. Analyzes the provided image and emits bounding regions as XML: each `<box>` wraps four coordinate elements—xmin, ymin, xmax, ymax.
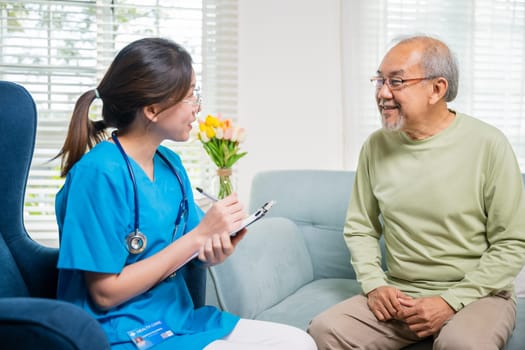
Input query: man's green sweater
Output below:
<box><xmin>345</xmin><ymin>112</ymin><xmax>525</xmax><ymax>311</ymax></box>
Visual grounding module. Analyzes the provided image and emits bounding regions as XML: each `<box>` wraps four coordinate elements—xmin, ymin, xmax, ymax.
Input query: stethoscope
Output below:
<box><xmin>112</xmin><ymin>131</ymin><xmax>188</xmax><ymax>254</ymax></box>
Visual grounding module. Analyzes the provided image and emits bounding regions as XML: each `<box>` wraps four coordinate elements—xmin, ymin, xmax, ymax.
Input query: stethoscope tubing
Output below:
<box><xmin>111</xmin><ymin>130</ymin><xmax>188</xmax><ymax>254</ymax></box>
<box><xmin>112</xmin><ymin>131</ymin><xmax>141</xmax><ymax>231</ymax></box>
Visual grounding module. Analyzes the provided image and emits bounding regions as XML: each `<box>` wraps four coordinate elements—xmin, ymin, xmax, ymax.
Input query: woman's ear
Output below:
<box><xmin>142</xmin><ymin>104</ymin><xmax>159</xmax><ymax>122</ymax></box>
<box><xmin>429</xmin><ymin>77</ymin><xmax>448</xmax><ymax>105</ymax></box>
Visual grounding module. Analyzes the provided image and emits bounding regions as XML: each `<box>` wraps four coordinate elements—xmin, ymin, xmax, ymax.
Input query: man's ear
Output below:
<box><xmin>142</xmin><ymin>104</ymin><xmax>159</xmax><ymax>122</ymax></box>
<box><xmin>429</xmin><ymin>77</ymin><xmax>448</xmax><ymax>105</ymax></box>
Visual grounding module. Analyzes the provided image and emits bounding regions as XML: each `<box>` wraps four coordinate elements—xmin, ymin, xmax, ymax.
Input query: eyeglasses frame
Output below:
<box><xmin>370</xmin><ymin>76</ymin><xmax>435</xmax><ymax>91</ymax></box>
<box><xmin>181</xmin><ymin>86</ymin><xmax>202</xmax><ymax>108</ymax></box>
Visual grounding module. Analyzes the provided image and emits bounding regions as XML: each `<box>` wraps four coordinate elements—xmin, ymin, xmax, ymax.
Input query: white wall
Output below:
<box><xmin>237</xmin><ymin>0</ymin><xmax>344</xmax><ymax>204</ymax></box>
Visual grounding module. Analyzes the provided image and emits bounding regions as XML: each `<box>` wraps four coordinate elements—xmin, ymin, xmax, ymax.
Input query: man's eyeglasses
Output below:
<box><xmin>370</xmin><ymin>76</ymin><xmax>433</xmax><ymax>91</ymax></box>
<box><xmin>182</xmin><ymin>86</ymin><xmax>202</xmax><ymax>108</ymax></box>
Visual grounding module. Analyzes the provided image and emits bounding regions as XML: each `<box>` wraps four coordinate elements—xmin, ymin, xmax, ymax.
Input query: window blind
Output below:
<box><xmin>342</xmin><ymin>0</ymin><xmax>525</xmax><ymax>170</ymax></box>
<box><xmin>0</xmin><ymin>0</ymin><xmax>238</xmax><ymax>245</ymax></box>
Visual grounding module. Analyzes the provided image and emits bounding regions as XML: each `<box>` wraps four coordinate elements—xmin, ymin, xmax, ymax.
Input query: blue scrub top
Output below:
<box><xmin>56</xmin><ymin>142</ymin><xmax>239</xmax><ymax>350</ymax></box>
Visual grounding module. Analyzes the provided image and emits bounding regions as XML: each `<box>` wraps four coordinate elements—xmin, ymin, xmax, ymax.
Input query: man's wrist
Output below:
<box><xmin>440</xmin><ymin>292</ymin><xmax>464</xmax><ymax>312</ymax></box>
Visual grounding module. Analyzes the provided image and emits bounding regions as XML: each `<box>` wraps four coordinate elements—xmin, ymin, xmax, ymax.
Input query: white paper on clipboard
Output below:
<box><xmin>175</xmin><ymin>200</ymin><xmax>276</xmax><ymax>272</ymax></box>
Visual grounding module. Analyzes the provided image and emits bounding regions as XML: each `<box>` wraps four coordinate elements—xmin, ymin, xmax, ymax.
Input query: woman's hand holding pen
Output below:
<box><xmin>196</xmin><ymin>192</ymin><xmax>247</xmax><ymax>265</ymax></box>
<box><xmin>198</xmin><ymin>192</ymin><xmax>245</xmax><ymax>235</ymax></box>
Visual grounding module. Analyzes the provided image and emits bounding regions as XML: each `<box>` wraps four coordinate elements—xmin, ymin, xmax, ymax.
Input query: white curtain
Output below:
<box><xmin>342</xmin><ymin>0</ymin><xmax>525</xmax><ymax>170</ymax></box>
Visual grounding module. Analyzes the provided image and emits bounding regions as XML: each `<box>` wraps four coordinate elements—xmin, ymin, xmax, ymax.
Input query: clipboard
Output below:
<box><xmin>174</xmin><ymin>200</ymin><xmax>276</xmax><ymax>272</ymax></box>
<box><xmin>229</xmin><ymin>200</ymin><xmax>275</xmax><ymax>236</ymax></box>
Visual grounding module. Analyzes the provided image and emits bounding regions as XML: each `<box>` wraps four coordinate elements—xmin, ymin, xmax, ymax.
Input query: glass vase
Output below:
<box><xmin>214</xmin><ymin>168</ymin><xmax>235</xmax><ymax>199</ymax></box>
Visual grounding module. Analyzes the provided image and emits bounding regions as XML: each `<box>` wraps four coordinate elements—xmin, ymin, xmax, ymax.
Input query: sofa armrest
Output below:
<box><xmin>207</xmin><ymin>217</ymin><xmax>314</xmax><ymax>318</ymax></box>
<box><xmin>0</xmin><ymin>297</ymin><xmax>109</xmax><ymax>350</ymax></box>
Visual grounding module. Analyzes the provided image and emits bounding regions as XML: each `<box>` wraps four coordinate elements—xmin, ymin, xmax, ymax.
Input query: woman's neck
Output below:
<box><xmin>115</xmin><ymin>131</ymin><xmax>160</xmax><ymax>180</ymax></box>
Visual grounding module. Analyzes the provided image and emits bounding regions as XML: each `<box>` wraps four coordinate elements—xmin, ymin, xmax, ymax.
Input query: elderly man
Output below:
<box><xmin>308</xmin><ymin>35</ymin><xmax>525</xmax><ymax>349</ymax></box>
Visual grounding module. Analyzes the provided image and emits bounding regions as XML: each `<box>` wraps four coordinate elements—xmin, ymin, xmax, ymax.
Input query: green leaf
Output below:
<box><xmin>199</xmin><ymin>137</ymin><xmax>247</xmax><ymax>169</ymax></box>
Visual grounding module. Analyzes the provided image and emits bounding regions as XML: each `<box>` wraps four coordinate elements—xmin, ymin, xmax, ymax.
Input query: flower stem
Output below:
<box><xmin>217</xmin><ymin>168</ymin><xmax>233</xmax><ymax>199</ymax></box>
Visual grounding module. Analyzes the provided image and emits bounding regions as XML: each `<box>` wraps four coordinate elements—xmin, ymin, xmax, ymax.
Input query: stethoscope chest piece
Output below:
<box><xmin>126</xmin><ymin>230</ymin><xmax>147</xmax><ymax>254</ymax></box>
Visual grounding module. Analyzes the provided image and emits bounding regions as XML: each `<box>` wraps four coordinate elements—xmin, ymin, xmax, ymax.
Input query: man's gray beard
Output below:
<box><xmin>381</xmin><ymin>113</ymin><xmax>405</xmax><ymax>131</ymax></box>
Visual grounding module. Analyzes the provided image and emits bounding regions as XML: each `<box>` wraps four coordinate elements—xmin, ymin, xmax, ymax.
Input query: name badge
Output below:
<box><xmin>127</xmin><ymin>320</ymin><xmax>174</xmax><ymax>349</ymax></box>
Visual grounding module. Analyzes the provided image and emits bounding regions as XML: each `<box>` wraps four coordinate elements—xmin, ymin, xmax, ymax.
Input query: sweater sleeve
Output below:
<box><xmin>344</xmin><ymin>141</ymin><xmax>388</xmax><ymax>294</ymax></box>
<box><xmin>441</xmin><ymin>135</ymin><xmax>525</xmax><ymax>311</ymax></box>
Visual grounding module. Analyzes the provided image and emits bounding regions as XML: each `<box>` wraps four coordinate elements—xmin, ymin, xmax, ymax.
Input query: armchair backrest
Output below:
<box><xmin>0</xmin><ymin>81</ymin><xmax>36</xmax><ymax>238</ymax></box>
<box><xmin>0</xmin><ymin>81</ymin><xmax>58</xmax><ymax>298</ymax></box>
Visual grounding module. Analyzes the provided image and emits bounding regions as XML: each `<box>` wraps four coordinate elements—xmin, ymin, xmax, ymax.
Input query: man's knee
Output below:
<box><xmin>434</xmin><ymin>296</ymin><xmax>515</xmax><ymax>350</ymax></box>
<box><xmin>307</xmin><ymin>312</ymin><xmax>332</xmax><ymax>344</ymax></box>
<box><xmin>307</xmin><ymin>311</ymin><xmax>344</xmax><ymax>350</ymax></box>
<box><xmin>434</xmin><ymin>329</ymin><xmax>506</xmax><ymax>350</ymax></box>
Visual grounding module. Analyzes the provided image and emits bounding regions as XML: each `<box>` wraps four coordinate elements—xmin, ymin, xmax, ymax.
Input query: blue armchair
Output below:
<box><xmin>0</xmin><ymin>81</ymin><xmax>206</xmax><ymax>349</ymax></box>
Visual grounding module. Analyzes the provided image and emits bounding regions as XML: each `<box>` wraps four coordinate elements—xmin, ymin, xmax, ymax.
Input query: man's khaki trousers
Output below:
<box><xmin>307</xmin><ymin>294</ymin><xmax>516</xmax><ymax>350</ymax></box>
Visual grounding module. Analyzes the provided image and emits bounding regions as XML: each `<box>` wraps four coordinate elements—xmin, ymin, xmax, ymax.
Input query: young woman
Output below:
<box><xmin>56</xmin><ymin>38</ymin><xmax>316</xmax><ymax>350</ymax></box>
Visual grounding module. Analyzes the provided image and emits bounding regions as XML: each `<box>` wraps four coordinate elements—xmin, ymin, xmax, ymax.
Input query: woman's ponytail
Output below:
<box><xmin>57</xmin><ymin>89</ymin><xmax>107</xmax><ymax>177</ymax></box>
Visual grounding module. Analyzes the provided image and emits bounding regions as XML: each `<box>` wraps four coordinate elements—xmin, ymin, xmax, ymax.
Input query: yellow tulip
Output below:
<box><xmin>204</xmin><ymin>125</ymin><xmax>216</xmax><ymax>138</ymax></box>
<box><xmin>205</xmin><ymin>115</ymin><xmax>221</xmax><ymax>128</ymax></box>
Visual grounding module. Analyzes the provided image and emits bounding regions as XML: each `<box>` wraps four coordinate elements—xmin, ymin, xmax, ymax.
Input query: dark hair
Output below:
<box><xmin>57</xmin><ymin>37</ymin><xmax>194</xmax><ymax>177</ymax></box>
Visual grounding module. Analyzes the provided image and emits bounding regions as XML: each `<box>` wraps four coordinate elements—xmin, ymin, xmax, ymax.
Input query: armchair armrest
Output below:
<box><xmin>181</xmin><ymin>258</ymin><xmax>207</xmax><ymax>308</ymax></box>
<box><xmin>0</xmin><ymin>297</ymin><xmax>109</xmax><ymax>350</ymax></box>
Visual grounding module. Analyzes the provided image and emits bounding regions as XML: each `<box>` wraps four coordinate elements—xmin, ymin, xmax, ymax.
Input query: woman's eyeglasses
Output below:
<box><xmin>182</xmin><ymin>86</ymin><xmax>202</xmax><ymax>108</ymax></box>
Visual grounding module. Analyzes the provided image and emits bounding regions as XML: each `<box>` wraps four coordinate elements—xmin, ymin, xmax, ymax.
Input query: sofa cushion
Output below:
<box><xmin>301</xmin><ymin>224</ymin><xmax>356</xmax><ymax>279</ymax></box>
<box><xmin>250</xmin><ymin>170</ymin><xmax>356</xmax><ymax>279</ymax></box>
<box><xmin>255</xmin><ymin>278</ymin><xmax>362</xmax><ymax>330</ymax></box>
<box><xmin>208</xmin><ymin>217</ymin><xmax>314</xmax><ymax>318</ymax></box>
<box><xmin>505</xmin><ymin>298</ymin><xmax>525</xmax><ymax>350</ymax></box>
<box><xmin>0</xmin><ymin>233</ymin><xmax>29</xmax><ymax>297</ymax></box>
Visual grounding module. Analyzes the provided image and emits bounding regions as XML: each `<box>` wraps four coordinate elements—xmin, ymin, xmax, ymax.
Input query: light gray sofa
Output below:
<box><xmin>206</xmin><ymin>170</ymin><xmax>525</xmax><ymax>349</ymax></box>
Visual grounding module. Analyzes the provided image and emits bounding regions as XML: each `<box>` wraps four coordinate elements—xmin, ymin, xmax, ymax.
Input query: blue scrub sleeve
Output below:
<box><xmin>57</xmin><ymin>163</ymin><xmax>131</xmax><ymax>273</ymax></box>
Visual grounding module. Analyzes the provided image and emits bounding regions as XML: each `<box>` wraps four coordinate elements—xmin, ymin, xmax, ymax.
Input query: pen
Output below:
<box><xmin>195</xmin><ymin>187</ymin><xmax>219</xmax><ymax>202</ymax></box>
